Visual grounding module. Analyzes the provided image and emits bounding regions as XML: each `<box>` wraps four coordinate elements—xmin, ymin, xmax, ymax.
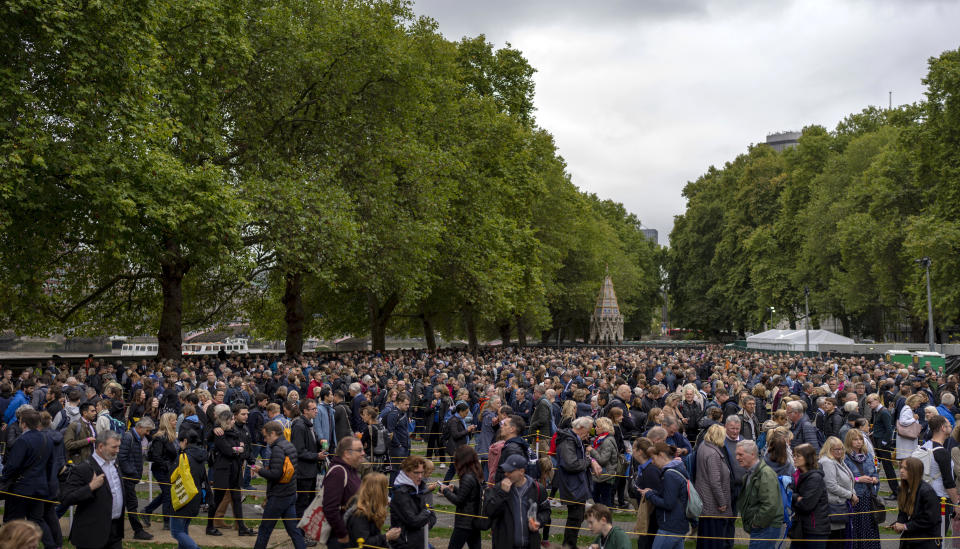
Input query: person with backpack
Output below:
<box><xmin>482</xmin><ymin>454</ymin><xmax>551</xmax><ymax>549</ymax></box>
<box><xmin>385</xmin><ymin>393</ymin><xmax>412</xmax><ymax>483</ymax></box>
<box><xmin>734</xmin><ymin>439</ymin><xmax>784</xmax><ymax>549</ymax></box>
<box><xmin>637</xmin><ymin>442</ymin><xmax>691</xmax><ymax>549</ymax></box>
<box><xmin>439</xmin><ymin>446</ymin><xmax>485</xmax><ymax>549</ymax></box>
<box><xmin>252</xmin><ymin>420</ymin><xmax>306</xmax><ymax>549</ymax></box>
<box><xmin>694</xmin><ymin>424</ymin><xmax>733</xmax><ymax>549</ymax></box>
<box><xmin>911</xmin><ymin>414</ymin><xmax>958</xmax><ymax>536</ymax></box>
<box><xmin>842</xmin><ymin>429</ymin><xmax>881</xmax><ymax>549</ymax></box>
<box><xmin>361</xmin><ymin>405</ymin><xmax>390</xmax><ymax>473</ymax></box>
<box><xmin>495</xmin><ymin>414</ymin><xmax>532</xmax><ymax>482</ymax></box>
<box><xmin>143</xmin><ymin>412</ymin><xmax>179</xmax><ymax>530</ymax></box>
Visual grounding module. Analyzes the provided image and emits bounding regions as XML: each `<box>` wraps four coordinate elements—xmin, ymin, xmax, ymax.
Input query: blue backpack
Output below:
<box><xmin>776</xmin><ymin>475</ymin><xmax>794</xmax><ymax>549</ymax></box>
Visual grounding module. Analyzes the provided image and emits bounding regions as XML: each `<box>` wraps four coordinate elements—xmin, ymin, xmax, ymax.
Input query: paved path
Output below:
<box><xmin>54</xmin><ymin>442</ymin><xmax>908</xmax><ymax>549</ymax></box>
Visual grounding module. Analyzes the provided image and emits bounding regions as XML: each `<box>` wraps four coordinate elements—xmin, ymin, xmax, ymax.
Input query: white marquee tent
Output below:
<box><xmin>746</xmin><ymin>329</ymin><xmax>854</xmax><ymax>352</ymax></box>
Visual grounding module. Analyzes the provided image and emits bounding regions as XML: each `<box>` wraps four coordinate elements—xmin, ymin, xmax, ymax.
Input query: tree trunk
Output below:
<box><xmin>157</xmin><ymin>248</ymin><xmax>189</xmax><ymax>360</ymax></box>
<box><xmin>368</xmin><ymin>292</ymin><xmax>399</xmax><ymax>352</ymax></box>
<box><xmin>498</xmin><ymin>321</ymin><xmax>511</xmax><ymax>347</ymax></box>
<box><xmin>839</xmin><ymin>314</ymin><xmax>851</xmax><ymax>338</ymax></box>
<box><xmin>283</xmin><ymin>270</ymin><xmax>305</xmax><ymax>356</ymax></box>
<box><xmin>421</xmin><ymin>314</ymin><xmax>437</xmax><ymax>352</ymax></box>
<box><xmin>789</xmin><ymin>317</ymin><xmax>797</xmax><ymax>330</ymax></box>
<box><xmin>516</xmin><ymin>316</ymin><xmax>527</xmax><ymax>347</ymax></box>
<box><xmin>464</xmin><ymin>304</ymin><xmax>478</xmax><ymax>353</ymax></box>
<box><xmin>541</xmin><ymin>329</ymin><xmax>552</xmax><ymax>345</ymax></box>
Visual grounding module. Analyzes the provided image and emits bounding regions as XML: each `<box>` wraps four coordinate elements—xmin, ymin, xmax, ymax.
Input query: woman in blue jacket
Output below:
<box><xmin>637</xmin><ymin>442</ymin><xmax>689</xmax><ymax>549</ymax></box>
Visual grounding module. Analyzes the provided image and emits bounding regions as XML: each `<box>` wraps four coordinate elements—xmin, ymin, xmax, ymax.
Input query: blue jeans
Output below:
<box><xmin>748</xmin><ymin>525</ymin><xmax>782</xmax><ymax>549</ymax></box>
<box><xmin>651</xmin><ymin>529</ymin><xmax>685</xmax><ymax>549</ymax></box>
<box><xmin>443</xmin><ymin>462</ymin><xmax>457</xmax><ymax>482</ymax></box>
<box><xmin>170</xmin><ymin>517</ymin><xmax>199</xmax><ymax>549</ymax></box>
<box><xmin>254</xmin><ymin>494</ymin><xmax>305</xmax><ymax>549</ymax></box>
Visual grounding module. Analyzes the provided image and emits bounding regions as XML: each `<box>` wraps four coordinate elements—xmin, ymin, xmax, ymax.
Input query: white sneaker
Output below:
<box><xmin>549</xmin><ymin>500</ymin><xmax>563</xmax><ymax>508</ymax></box>
<box><xmin>253</xmin><ymin>504</ymin><xmax>264</xmax><ymax>514</ymax></box>
<box><xmin>438</xmin><ymin>464</ymin><xmax>446</xmax><ymax>469</ymax></box>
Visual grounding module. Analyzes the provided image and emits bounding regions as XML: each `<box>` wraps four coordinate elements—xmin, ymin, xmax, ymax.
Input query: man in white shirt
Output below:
<box><xmin>61</xmin><ymin>431</ymin><xmax>126</xmax><ymax>549</ymax></box>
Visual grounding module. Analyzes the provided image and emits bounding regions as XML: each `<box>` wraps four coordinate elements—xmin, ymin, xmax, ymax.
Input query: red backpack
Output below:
<box><xmin>548</xmin><ymin>432</ymin><xmax>558</xmax><ymax>456</ymax></box>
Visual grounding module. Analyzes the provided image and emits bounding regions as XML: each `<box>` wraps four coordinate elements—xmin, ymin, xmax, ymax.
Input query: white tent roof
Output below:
<box><xmin>747</xmin><ymin>329</ymin><xmax>853</xmax><ymax>345</ymax></box>
<box><xmin>746</xmin><ymin>329</ymin><xmax>854</xmax><ymax>351</ymax></box>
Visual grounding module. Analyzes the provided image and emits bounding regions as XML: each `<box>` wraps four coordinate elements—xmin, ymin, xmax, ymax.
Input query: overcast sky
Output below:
<box><xmin>411</xmin><ymin>0</ymin><xmax>960</xmax><ymax>244</ymax></box>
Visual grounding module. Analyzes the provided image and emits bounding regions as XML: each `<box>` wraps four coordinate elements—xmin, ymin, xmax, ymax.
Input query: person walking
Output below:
<box><xmin>694</xmin><ymin>424</ymin><xmax>733</xmax><ymax>549</ymax></box>
<box><xmin>637</xmin><ymin>442</ymin><xmax>690</xmax><ymax>549</ymax></box>
<box><xmin>483</xmin><ymin>454</ymin><xmax>550</xmax><ymax>549</ymax></box>
<box><xmin>0</xmin><ymin>408</ymin><xmax>55</xmax><ymax>549</ymax></box>
<box><xmin>819</xmin><ymin>436</ymin><xmax>857</xmax><ymax>549</ymax></box>
<box><xmin>252</xmin><ymin>420</ymin><xmax>305</xmax><ymax>549</ymax></box>
<box><xmin>842</xmin><ymin>430</ymin><xmax>881</xmax><ymax>549</ymax></box>
<box><xmin>892</xmin><ymin>457</ymin><xmax>942</xmax><ymax>549</ymax></box>
<box><xmin>206</xmin><ymin>409</ymin><xmax>254</xmax><ymax>536</ymax></box>
<box><xmin>144</xmin><ymin>412</ymin><xmax>178</xmax><ymax>530</ymax></box>
<box><xmin>291</xmin><ymin>397</ymin><xmax>323</xmax><ymax>538</ymax></box>
<box><xmin>60</xmin><ymin>431</ymin><xmax>126</xmax><ymax>549</ymax></box>
<box><xmin>170</xmin><ymin>430</ymin><xmax>207</xmax><ymax>549</ymax></box>
<box><xmin>791</xmin><ymin>443</ymin><xmax>830</xmax><ymax>549</ymax></box>
<box><xmin>866</xmin><ymin>393</ymin><xmax>898</xmax><ymax>500</ymax></box>
<box><xmin>322</xmin><ymin>436</ymin><xmax>363</xmax><ymax>549</ymax></box>
<box><xmin>346</xmin><ymin>473</ymin><xmax>402</xmax><ymax>549</ymax></box>
<box><xmin>439</xmin><ymin>446</ymin><xmax>484</xmax><ymax>549</ymax></box>
<box><xmin>117</xmin><ymin>417</ymin><xmax>155</xmax><ymax>540</ymax></box>
<box><xmin>63</xmin><ymin>402</ymin><xmax>98</xmax><ymax>464</ymax></box>
<box><xmin>390</xmin><ymin>455</ymin><xmax>437</xmax><ymax>549</ymax></box>
<box><xmin>735</xmin><ymin>439</ymin><xmax>784</xmax><ymax>549</ymax></box>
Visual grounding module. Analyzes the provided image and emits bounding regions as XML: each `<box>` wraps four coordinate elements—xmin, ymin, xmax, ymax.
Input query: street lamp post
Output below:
<box><xmin>804</xmin><ymin>287</ymin><xmax>810</xmax><ymax>353</ymax></box>
<box><xmin>917</xmin><ymin>257</ymin><xmax>935</xmax><ymax>352</ymax></box>
<box><xmin>769</xmin><ymin>307</ymin><xmax>776</xmax><ymax>330</ymax></box>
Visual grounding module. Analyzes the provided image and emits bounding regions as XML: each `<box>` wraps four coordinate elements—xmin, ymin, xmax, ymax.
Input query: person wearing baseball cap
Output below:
<box><xmin>482</xmin><ymin>454</ymin><xmax>550</xmax><ymax>549</ymax></box>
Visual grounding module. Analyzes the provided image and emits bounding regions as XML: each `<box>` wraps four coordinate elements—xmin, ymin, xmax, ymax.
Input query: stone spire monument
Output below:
<box><xmin>590</xmin><ymin>270</ymin><xmax>624</xmax><ymax>344</ymax></box>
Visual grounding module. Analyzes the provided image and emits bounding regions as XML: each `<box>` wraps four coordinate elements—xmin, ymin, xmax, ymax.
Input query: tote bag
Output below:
<box><xmin>170</xmin><ymin>453</ymin><xmax>199</xmax><ymax>510</ymax></box>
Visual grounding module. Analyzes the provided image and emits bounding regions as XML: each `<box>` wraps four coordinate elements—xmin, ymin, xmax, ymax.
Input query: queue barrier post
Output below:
<box><xmin>942</xmin><ymin>497</ymin><xmax>948</xmax><ymax>539</ymax></box>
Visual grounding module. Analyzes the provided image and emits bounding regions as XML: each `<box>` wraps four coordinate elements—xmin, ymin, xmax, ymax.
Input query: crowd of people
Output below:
<box><xmin>0</xmin><ymin>345</ymin><xmax>957</xmax><ymax>549</ymax></box>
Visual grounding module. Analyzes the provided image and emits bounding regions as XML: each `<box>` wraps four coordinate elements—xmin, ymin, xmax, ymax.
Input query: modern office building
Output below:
<box><xmin>765</xmin><ymin>131</ymin><xmax>801</xmax><ymax>152</ymax></box>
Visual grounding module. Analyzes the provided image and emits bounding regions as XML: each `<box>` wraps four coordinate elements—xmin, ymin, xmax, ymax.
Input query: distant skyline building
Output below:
<box><xmin>765</xmin><ymin>131</ymin><xmax>801</xmax><ymax>152</ymax></box>
<box><xmin>641</xmin><ymin>228</ymin><xmax>658</xmax><ymax>245</ymax></box>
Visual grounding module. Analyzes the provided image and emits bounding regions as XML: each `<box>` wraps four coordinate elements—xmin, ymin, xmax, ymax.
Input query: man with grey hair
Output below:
<box><xmin>556</xmin><ymin>415</ymin><xmax>602</xmax><ymax>549</ymax></box>
<box><xmin>787</xmin><ymin>400</ymin><xmax>821</xmax><ymax>451</ymax></box>
<box><xmin>734</xmin><ymin>439</ymin><xmax>783</xmax><ymax>549</ymax></box>
<box><xmin>61</xmin><ymin>430</ymin><xmax>126</xmax><ymax>548</ymax></box>
<box><xmin>349</xmin><ymin>382</ymin><xmax>366</xmax><ymax>433</ymax></box>
<box><xmin>118</xmin><ymin>418</ymin><xmax>156</xmax><ymax>540</ymax></box>
<box><xmin>530</xmin><ymin>386</ymin><xmax>556</xmax><ymax>452</ymax></box>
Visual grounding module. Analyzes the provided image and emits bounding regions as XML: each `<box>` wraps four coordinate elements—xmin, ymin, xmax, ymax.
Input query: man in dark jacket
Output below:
<box><xmin>495</xmin><ymin>415</ymin><xmax>530</xmax><ymax>482</ymax></box>
<box><xmin>64</xmin><ymin>402</ymin><xmax>98</xmax><ymax>464</ymax></box>
<box><xmin>821</xmin><ymin>398</ymin><xmax>844</xmax><ymax>440</ymax></box>
<box><xmin>556</xmin><ymin>416</ymin><xmax>603</xmax><ymax>549</ymax></box>
<box><xmin>60</xmin><ymin>430</ymin><xmax>125</xmax><ymax>549</ymax></box>
<box><xmin>0</xmin><ymin>408</ymin><xmax>55</xmax><ymax>548</ymax></box>
<box><xmin>332</xmin><ymin>390</ymin><xmax>353</xmax><ymax>442</ymax></box>
<box><xmin>867</xmin><ymin>393</ymin><xmax>899</xmax><ymax>499</ymax></box>
<box><xmin>529</xmin><ymin>387</ymin><xmax>555</xmax><ymax>452</ymax></box>
<box><xmin>385</xmin><ymin>393</ymin><xmax>412</xmax><ymax>483</ymax></box>
<box><xmin>787</xmin><ymin>401</ymin><xmax>821</xmax><ymax>451</ymax></box>
<box><xmin>253</xmin><ymin>420</ymin><xmax>306</xmax><ymax>549</ymax></box>
<box><xmin>484</xmin><ymin>454</ymin><xmax>551</xmax><ymax>549</ymax></box>
<box><xmin>322</xmin><ymin>436</ymin><xmax>363</xmax><ymax>549</ymax></box>
<box><xmin>117</xmin><ymin>417</ymin><xmax>155</xmax><ymax>540</ymax></box>
<box><xmin>291</xmin><ymin>398</ymin><xmax>322</xmax><ymax>523</ymax></box>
